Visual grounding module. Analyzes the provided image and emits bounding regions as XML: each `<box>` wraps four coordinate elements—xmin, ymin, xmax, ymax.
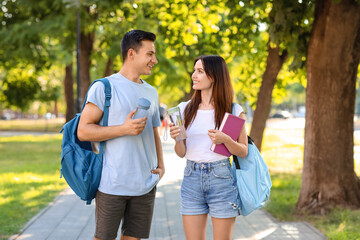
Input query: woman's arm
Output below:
<box><xmin>208</xmin><ymin>112</ymin><xmax>248</xmax><ymax>158</ymax></box>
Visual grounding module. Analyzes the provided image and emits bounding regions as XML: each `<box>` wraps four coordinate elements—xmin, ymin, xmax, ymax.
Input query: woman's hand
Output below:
<box><xmin>169</xmin><ymin>123</ymin><xmax>181</xmax><ymax>141</ymax></box>
<box><xmin>169</xmin><ymin>122</ymin><xmax>186</xmax><ymax>157</ymax></box>
<box><xmin>208</xmin><ymin>129</ymin><xmax>232</xmax><ymax>145</ymax></box>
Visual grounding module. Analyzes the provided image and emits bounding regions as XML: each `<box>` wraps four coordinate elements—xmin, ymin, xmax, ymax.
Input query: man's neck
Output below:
<box><xmin>119</xmin><ymin>68</ymin><xmax>142</xmax><ymax>84</ymax></box>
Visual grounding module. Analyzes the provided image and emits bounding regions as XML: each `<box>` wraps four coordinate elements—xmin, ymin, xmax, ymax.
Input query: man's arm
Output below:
<box><xmin>77</xmin><ymin>102</ymin><xmax>147</xmax><ymax>142</ymax></box>
<box><xmin>151</xmin><ymin>127</ymin><xmax>165</xmax><ymax>180</ymax></box>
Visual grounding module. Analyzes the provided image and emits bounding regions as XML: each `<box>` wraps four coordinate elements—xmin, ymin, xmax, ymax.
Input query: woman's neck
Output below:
<box><xmin>199</xmin><ymin>90</ymin><xmax>213</xmax><ymax>110</ymax></box>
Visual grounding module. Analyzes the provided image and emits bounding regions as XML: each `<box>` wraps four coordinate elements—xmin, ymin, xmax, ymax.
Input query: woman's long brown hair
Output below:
<box><xmin>184</xmin><ymin>55</ymin><xmax>234</xmax><ymax>130</ymax></box>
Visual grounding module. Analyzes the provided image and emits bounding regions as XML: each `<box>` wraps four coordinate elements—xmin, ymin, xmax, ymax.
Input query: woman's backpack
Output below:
<box><xmin>60</xmin><ymin>78</ymin><xmax>111</xmax><ymax>205</ymax></box>
<box><xmin>231</xmin><ymin>103</ymin><xmax>272</xmax><ymax>216</ymax></box>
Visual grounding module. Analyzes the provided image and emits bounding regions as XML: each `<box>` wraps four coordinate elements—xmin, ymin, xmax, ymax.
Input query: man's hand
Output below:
<box><xmin>151</xmin><ymin>166</ymin><xmax>165</xmax><ymax>180</ymax></box>
<box><xmin>123</xmin><ymin>110</ymin><xmax>147</xmax><ymax>136</ymax></box>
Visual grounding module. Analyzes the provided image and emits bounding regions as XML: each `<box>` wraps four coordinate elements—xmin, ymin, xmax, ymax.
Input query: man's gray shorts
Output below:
<box><xmin>94</xmin><ymin>187</ymin><xmax>156</xmax><ymax>240</ymax></box>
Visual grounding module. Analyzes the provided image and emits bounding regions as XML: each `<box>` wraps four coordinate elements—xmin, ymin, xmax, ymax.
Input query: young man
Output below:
<box><xmin>77</xmin><ymin>30</ymin><xmax>164</xmax><ymax>240</ymax></box>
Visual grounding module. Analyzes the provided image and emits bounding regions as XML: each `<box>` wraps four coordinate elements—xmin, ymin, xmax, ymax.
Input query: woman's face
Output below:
<box><xmin>192</xmin><ymin>60</ymin><xmax>213</xmax><ymax>91</ymax></box>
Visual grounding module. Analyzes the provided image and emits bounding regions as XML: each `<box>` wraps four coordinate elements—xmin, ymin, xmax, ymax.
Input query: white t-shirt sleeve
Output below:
<box><xmin>234</xmin><ymin>103</ymin><xmax>244</xmax><ymax>116</ymax></box>
<box><xmin>178</xmin><ymin>100</ymin><xmax>190</xmax><ymax>119</ymax></box>
<box><xmin>86</xmin><ymin>81</ymin><xmax>106</xmax><ymax>111</ymax></box>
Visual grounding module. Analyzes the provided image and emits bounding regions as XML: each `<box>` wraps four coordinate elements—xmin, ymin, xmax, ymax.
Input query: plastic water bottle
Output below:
<box><xmin>167</xmin><ymin>106</ymin><xmax>187</xmax><ymax>141</ymax></box>
<box><xmin>133</xmin><ymin>98</ymin><xmax>151</xmax><ymax>120</ymax></box>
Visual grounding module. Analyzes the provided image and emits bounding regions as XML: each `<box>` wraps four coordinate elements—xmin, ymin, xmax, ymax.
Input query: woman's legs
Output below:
<box><xmin>181</xmin><ymin>160</ymin><xmax>239</xmax><ymax>239</ymax></box>
<box><xmin>182</xmin><ymin>214</ymin><xmax>208</xmax><ymax>240</ymax></box>
<box><xmin>211</xmin><ymin>217</ymin><xmax>236</xmax><ymax>240</ymax></box>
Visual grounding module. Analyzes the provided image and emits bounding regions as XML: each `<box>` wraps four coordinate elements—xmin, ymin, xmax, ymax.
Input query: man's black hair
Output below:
<box><xmin>121</xmin><ymin>30</ymin><xmax>156</xmax><ymax>62</ymax></box>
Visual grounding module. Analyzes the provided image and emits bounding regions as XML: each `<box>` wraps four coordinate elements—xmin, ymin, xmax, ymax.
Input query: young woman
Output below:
<box><xmin>169</xmin><ymin>55</ymin><xmax>248</xmax><ymax>240</ymax></box>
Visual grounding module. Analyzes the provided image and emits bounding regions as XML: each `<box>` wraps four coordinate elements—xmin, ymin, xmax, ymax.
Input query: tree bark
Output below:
<box><xmin>104</xmin><ymin>57</ymin><xmax>114</xmax><ymax>77</ymax></box>
<box><xmin>297</xmin><ymin>0</ymin><xmax>360</xmax><ymax>214</ymax></box>
<box><xmin>79</xmin><ymin>30</ymin><xmax>95</xmax><ymax>102</ymax></box>
<box><xmin>64</xmin><ymin>63</ymin><xmax>75</xmax><ymax>122</ymax></box>
<box><xmin>54</xmin><ymin>100</ymin><xmax>58</xmax><ymax>117</ymax></box>
<box><xmin>249</xmin><ymin>45</ymin><xmax>288</xmax><ymax>151</ymax></box>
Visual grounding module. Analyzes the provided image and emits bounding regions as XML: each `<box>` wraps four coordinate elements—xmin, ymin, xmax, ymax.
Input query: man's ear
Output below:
<box><xmin>127</xmin><ymin>48</ymin><xmax>136</xmax><ymax>60</ymax></box>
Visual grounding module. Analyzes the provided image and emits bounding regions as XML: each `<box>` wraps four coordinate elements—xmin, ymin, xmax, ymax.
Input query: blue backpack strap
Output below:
<box><xmin>231</xmin><ymin>103</ymin><xmax>241</xmax><ymax>169</ymax></box>
<box><xmin>80</xmin><ymin>78</ymin><xmax>111</xmax><ymax>158</ymax></box>
<box><xmin>80</xmin><ymin>78</ymin><xmax>110</xmax><ymax>112</ymax></box>
<box><xmin>98</xmin><ymin>78</ymin><xmax>111</xmax><ymax>157</ymax></box>
<box><xmin>232</xmin><ymin>102</ymin><xmax>254</xmax><ymax>169</ymax></box>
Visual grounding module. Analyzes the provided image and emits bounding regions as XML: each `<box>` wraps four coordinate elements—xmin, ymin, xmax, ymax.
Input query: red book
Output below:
<box><xmin>210</xmin><ymin>112</ymin><xmax>245</xmax><ymax>157</ymax></box>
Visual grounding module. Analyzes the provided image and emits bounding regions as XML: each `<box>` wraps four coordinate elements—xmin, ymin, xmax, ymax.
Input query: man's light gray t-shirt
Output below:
<box><xmin>86</xmin><ymin>73</ymin><xmax>161</xmax><ymax>196</ymax></box>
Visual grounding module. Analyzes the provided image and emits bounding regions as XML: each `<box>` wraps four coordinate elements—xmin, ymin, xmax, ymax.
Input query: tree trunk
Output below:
<box><xmin>79</xmin><ymin>30</ymin><xmax>95</xmax><ymax>102</ymax></box>
<box><xmin>104</xmin><ymin>57</ymin><xmax>114</xmax><ymax>77</ymax></box>
<box><xmin>54</xmin><ymin>100</ymin><xmax>58</xmax><ymax>117</ymax></box>
<box><xmin>64</xmin><ymin>63</ymin><xmax>75</xmax><ymax>122</ymax></box>
<box><xmin>249</xmin><ymin>45</ymin><xmax>288</xmax><ymax>151</ymax></box>
<box><xmin>297</xmin><ymin>0</ymin><xmax>360</xmax><ymax>214</ymax></box>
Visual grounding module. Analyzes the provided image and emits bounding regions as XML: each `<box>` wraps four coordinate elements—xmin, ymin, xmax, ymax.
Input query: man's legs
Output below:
<box><xmin>120</xmin><ymin>187</ymin><xmax>156</xmax><ymax>239</ymax></box>
<box><xmin>94</xmin><ymin>191</ymin><xmax>126</xmax><ymax>240</ymax></box>
<box><xmin>94</xmin><ymin>187</ymin><xmax>156</xmax><ymax>240</ymax></box>
<box><xmin>120</xmin><ymin>235</ymin><xmax>139</xmax><ymax>240</ymax></box>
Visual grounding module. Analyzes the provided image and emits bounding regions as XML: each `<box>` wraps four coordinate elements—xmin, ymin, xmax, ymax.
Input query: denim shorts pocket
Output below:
<box><xmin>212</xmin><ymin>164</ymin><xmax>233</xmax><ymax>179</ymax></box>
<box><xmin>183</xmin><ymin>165</ymin><xmax>192</xmax><ymax>177</ymax></box>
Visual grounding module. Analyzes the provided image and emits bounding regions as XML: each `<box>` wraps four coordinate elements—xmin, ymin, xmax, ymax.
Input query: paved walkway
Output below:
<box><xmin>10</xmin><ymin>140</ymin><xmax>327</xmax><ymax>240</ymax></box>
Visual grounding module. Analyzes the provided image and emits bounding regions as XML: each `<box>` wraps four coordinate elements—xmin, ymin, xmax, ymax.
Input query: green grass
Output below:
<box><xmin>261</xmin><ymin>127</ymin><xmax>360</xmax><ymax>240</ymax></box>
<box><xmin>0</xmin><ymin>118</ymin><xmax>65</xmax><ymax>132</ymax></box>
<box><xmin>264</xmin><ymin>173</ymin><xmax>360</xmax><ymax>240</ymax></box>
<box><xmin>263</xmin><ymin>173</ymin><xmax>302</xmax><ymax>221</ymax></box>
<box><xmin>0</xmin><ymin>134</ymin><xmax>67</xmax><ymax>239</ymax></box>
<box><xmin>309</xmin><ymin>209</ymin><xmax>360</xmax><ymax>240</ymax></box>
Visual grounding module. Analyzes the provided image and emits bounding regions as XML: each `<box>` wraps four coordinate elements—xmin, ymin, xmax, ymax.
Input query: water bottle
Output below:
<box><xmin>133</xmin><ymin>98</ymin><xmax>151</xmax><ymax>121</ymax></box>
<box><xmin>167</xmin><ymin>106</ymin><xmax>187</xmax><ymax>141</ymax></box>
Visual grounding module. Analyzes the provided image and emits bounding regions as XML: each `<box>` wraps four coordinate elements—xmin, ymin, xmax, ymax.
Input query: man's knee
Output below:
<box><xmin>120</xmin><ymin>235</ymin><xmax>140</xmax><ymax>240</ymax></box>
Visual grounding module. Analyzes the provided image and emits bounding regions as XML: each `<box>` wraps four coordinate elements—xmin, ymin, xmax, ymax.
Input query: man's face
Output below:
<box><xmin>132</xmin><ymin>40</ymin><xmax>158</xmax><ymax>76</ymax></box>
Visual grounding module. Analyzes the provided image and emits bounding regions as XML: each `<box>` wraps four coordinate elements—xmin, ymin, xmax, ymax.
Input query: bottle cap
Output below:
<box><xmin>167</xmin><ymin>106</ymin><xmax>180</xmax><ymax>115</ymax></box>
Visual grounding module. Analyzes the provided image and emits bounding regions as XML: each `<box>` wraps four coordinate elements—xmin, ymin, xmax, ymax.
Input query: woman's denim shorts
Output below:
<box><xmin>180</xmin><ymin>159</ymin><xmax>241</xmax><ymax>218</ymax></box>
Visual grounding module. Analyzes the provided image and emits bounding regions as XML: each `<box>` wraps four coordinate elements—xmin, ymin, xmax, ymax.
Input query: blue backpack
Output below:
<box><xmin>231</xmin><ymin>104</ymin><xmax>272</xmax><ymax>216</ymax></box>
<box><xmin>60</xmin><ymin>78</ymin><xmax>111</xmax><ymax>205</ymax></box>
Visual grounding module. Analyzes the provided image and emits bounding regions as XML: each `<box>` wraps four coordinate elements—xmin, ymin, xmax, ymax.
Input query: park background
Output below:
<box><xmin>1</xmin><ymin>0</ymin><xmax>360</xmax><ymax>239</ymax></box>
